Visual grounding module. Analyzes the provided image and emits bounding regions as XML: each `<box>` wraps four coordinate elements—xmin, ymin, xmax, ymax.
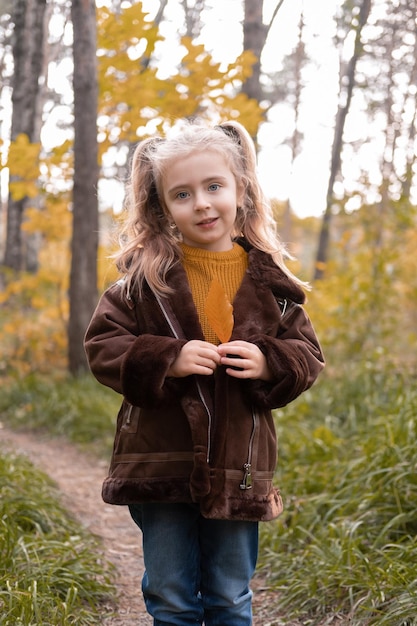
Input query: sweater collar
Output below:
<box><xmin>168</xmin><ymin>238</ymin><xmax>306</xmax><ymax>305</ymax></box>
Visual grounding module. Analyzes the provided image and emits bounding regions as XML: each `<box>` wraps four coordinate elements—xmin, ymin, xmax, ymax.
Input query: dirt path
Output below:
<box><xmin>0</xmin><ymin>425</ymin><xmax>292</xmax><ymax>626</ymax></box>
<box><xmin>0</xmin><ymin>426</ymin><xmax>151</xmax><ymax>625</ymax></box>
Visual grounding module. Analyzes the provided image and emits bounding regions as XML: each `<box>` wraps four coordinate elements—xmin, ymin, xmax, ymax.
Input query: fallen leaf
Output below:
<box><xmin>204</xmin><ymin>277</ymin><xmax>234</xmax><ymax>343</ymax></box>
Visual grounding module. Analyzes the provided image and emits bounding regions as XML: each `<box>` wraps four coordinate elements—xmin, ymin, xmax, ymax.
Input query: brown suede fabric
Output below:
<box><xmin>84</xmin><ymin>241</ymin><xmax>325</xmax><ymax>521</ymax></box>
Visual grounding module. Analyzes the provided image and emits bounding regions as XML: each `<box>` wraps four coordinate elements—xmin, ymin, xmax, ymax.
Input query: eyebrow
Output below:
<box><xmin>167</xmin><ymin>175</ymin><xmax>229</xmax><ymax>196</ymax></box>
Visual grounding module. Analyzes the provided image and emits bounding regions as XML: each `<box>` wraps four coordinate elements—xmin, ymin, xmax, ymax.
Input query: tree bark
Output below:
<box><xmin>313</xmin><ymin>0</ymin><xmax>372</xmax><ymax>280</ymax></box>
<box><xmin>401</xmin><ymin>0</ymin><xmax>417</xmax><ymax>201</ymax></box>
<box><xmin>3</xmin><ymin>0</ymin><xmax>46</xmax><ymax>271</ymax></box>
<box><xmin>68</xmin><ymin>0</ymin><xmax>99</xmax><ymax>375</ymax></box>
<box><xmin>242</xmin><ymin>0</ymin><xmax>267</xmax><ymax>104</ymax></box>
<box><xmin>241</xmin><ymin>0</ymin><xmax>297</xmax><ymax>240</ymax></box>
<box><xmin>282</xmin><ymin>12</ymin><xmax>305</xmax><ymax>244</ymax></box>
<box><xmin>181</xmin><ymin>0</ymin><xmax>204</xmax><ymax>38</ymax></box>
<box><xmin>241</xmin><ymin>0</ymin><xmax>286</xmax><ymax>104</ymax></box>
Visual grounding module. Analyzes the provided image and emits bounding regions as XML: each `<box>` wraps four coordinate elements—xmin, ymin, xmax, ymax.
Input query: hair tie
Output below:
<box><xmin>215</xmin><ymin>124</ymin><xmax>242</xmax><ymax>146</ymax></box>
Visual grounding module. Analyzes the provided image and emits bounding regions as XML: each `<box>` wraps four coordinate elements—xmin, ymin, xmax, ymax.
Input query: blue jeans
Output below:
<box><xmin>128</xmin><ymin>502</ymin><xmax>259</xmax><ymax>626</ymax></box>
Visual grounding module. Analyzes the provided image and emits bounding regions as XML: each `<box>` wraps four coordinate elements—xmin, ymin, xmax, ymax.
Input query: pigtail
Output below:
<box><xmin>130</xmin><ymin>137</ymin><xmax>167</xmax><ymax>235</ymax></box>
<box><xmin>113</xmin><ymin>137</ymin><xmax>180</xmax><ymax>298</ymax></box>
<box><xmin>218</xmin><ymin>121</ymin><xmax>308</xmax><ymax>290</ymax></box>
<box><xmin>218</xmin><ymin>121</ymin><xmax>257</xmax><ymax>174</ymax></box>
<box><xmin>218</xmin><ymin>123</ymin><xmax>281</xmax><ymax>249</ymax></box>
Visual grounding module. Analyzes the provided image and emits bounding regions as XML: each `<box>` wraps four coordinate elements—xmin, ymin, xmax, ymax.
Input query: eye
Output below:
<box><xmin>208</xmin><ymin>183</ymin><xmax>220</xmax><ymax>191</ymax></box>
<box><xmin>176</xmin><ymin>191</ymin><xmax>189</xmax><ymax>200</ymax></box>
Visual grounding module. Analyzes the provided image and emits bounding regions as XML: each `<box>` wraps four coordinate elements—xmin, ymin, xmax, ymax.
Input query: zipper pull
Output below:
<box><xmin>240</xmin><ymin>463</ymin><xmax>253</xmax><ymax>490</ymax></box>
<box><xmin>125</xmin><ymin>405</ymin><xmax>133</xmax><ymax>426</ymax></box>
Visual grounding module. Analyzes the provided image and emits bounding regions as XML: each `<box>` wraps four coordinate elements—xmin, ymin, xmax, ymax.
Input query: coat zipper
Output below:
<box><xmin>240</xmin><ymin>410</ymin><xmax>258</xmax><ymax>490</ymax></box>
<box><xmin>195</xmin><ymin>380</ymin><xmax>213</xmax><ymax>462</ymax></box>
<box><xmin>152</xmin><ymin>290</ymin><xmax>213</xmax><ymax>462</ymax></box>
<box><xmin>240</xmin><ymin>295</ymin><xmax>286</xmax><ymax>487</ymax></box>
<box><xmin>152</xmin><ymin>289</ymin><xmax>258</xmax><ymax>481</ymax></box>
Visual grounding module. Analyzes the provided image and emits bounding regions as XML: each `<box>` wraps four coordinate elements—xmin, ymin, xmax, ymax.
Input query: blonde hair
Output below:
<box><xmin>115</xmin><ymin>120</ymin><xmax>306</xmax><ymax>297</ymax></box>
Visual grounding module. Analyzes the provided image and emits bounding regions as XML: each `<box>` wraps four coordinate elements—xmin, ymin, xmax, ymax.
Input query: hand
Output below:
<box><xmin>218</xmin><ymin>340</ymin><xmax>273</xmax><ymax>381</ymax></box>
<box><xmin>168</xmin><ymin>340</ymin><xmax>221</xmax><ymax>377</ymax></box>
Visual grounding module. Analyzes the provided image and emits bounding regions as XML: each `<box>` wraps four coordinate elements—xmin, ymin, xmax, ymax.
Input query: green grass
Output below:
<box><xmin>2</xmin><ymin>368</ymin><xmax>417</xmax><ymax>624</ymax></box>
<box><xmin>0</xmin><ymin>373</ymin><xmax>120</xmax><ymax>458</ymax></box>
<box><xmin>0</xmin><ymin>450</ymin><xmax>115</xmax><ymax>625</ymax></box>
<box><xmin>259</xmin><ymin>371</ymin><xmax>417</xmax><ymax>625</ymax></box>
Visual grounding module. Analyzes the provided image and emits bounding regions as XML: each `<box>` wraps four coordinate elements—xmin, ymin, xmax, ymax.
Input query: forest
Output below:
<box><xmin>0</xmin><ymin>0</ymin><xmax>417</xmax><ymax>624</ymax></box>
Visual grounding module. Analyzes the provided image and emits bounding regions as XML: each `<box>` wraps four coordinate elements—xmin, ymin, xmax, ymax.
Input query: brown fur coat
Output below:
<box><xmin>84</xmin><ymin>241</ymin><xmax>324</xmax><ymax>521</ymax></box>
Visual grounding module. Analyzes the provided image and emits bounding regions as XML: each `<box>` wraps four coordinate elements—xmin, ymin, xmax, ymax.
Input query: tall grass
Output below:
<box><xmin>2</xmin><ymin>368</ymin><xmax>417</xmax><ymax>624</ymax></box>
<box><xmin>0</xmin><ymin>373</ymin><xmax>119</xmax><ymax>457</ymax></box>
<box><xmin>259</xmin><ymin>370</ymin><xmax>417</xmax><ymax>625</ymax></box>
<box><xmin>0</xmin><ymin>451</ymin><xmax>115</xmax><ymax>625</ymax></box>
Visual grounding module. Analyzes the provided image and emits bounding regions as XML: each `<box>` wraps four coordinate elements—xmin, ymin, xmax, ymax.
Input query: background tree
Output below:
<box><xmin>313</xmin><ymin>0</ymin><xmax>372</xmax><ymax>280</ymax></box>
<box><xmin>241</xmin><ymin>0</ymin><xmax>307</xmax><ymax>241</ymax></box>
<box><xmin>3</xmin><ymin>0</ymin><xmax>46</xmax><ymax>272</ymax></box>
<box><xmin>181</xmin><ymin>0</ymin><xmax>204</xmax><ymax>38</ymax></box>
<box><xmin>1</xmin><ymin>0</ymin><xmax>416</xmax><ymax>377</ymax></box>
<box><xmin>242</xmin><ymin>0</ymin><xmax>285</xmax><ymax>104</ymax></box>
<box><xmin>96</xmin><ymin>2</ymin><xmax>262</xmax><ymax>186</ymax></box>
<box><xmin>313</xmin><ymin>0</ymin><xmax>417</xmax><ymax>279</ymax></box>
<box><xmin>367</xmin><ymin>0</ymin><xmax>417</xmax><ymax>243</ymax></box>
<box><xmin>68</xmin><ymin>0</ymin><xmax>99</xmax><ymax>374</ymax></box>
<box><xmin>0</xmin><ymin>4</ymin><xmax>13</xmax><ymax>255</ymax></box>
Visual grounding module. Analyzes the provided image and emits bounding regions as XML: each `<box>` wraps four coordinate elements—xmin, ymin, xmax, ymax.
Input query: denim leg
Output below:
<box><xmin>199</xmin><ymin>517</ymin><xmax>258</xmax><ymax>626</ymax></box>
<box><xmin>129</xmin><ymin>502</ymin><xmax>204</xmax><ymax>625</ymax></box>
<box><xmin>128</xmin><ymin>503</ymin><xmax>258</xmax><ymax>626</ymax></box>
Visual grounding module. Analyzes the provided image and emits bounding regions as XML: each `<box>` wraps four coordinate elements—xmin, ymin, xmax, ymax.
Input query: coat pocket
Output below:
<box><xmin>120</xmin><ymin>402</ymin><xmax>141</xmax><ymax>434</ymax></box>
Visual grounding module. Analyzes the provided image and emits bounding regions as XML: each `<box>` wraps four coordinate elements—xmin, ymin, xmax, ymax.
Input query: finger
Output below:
<box><xmin>225</xmin><ymin>365</ymin><xmax>250</xmax><ymax>378</ymax></box>
<box><xmin>202</xmin><ymin>359</ymin><xmax>218</xmax><ymax>371</ymax></box>
<box><xmin>220</xmin><ymin>352</ymin><xmax>247</xmax><ymax>366</ymax></box>
<box><xmin>200</xmin><ymin>350</ymin><xmax>221</xmax><ymax>365</ymax></box>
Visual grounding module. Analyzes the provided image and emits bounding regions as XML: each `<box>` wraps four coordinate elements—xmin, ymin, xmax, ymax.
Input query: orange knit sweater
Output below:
<box><xmin>180</xmin><ymin>242</ymin><xmax>248</xmax><ymax>344</ymax></box>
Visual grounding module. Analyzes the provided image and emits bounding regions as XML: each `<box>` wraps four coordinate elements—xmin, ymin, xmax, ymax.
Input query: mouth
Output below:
<box><xmin>196</xmin><ymin>217</ymin><xmax>218</xmax><ymax>227</ymax></box>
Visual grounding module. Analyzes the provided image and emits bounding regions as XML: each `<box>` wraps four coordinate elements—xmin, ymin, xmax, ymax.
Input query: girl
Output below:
<box><xmin>84</xmin><ymin>120</ymin><xmax>324</xmax><ymax>626</ymax></box>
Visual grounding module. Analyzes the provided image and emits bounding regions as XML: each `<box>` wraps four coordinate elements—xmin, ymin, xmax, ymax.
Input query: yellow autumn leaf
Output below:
<box><xmin>205</xmin><ymin>278</ymin><xmax>234</xmax><ymax>344</ymax></box>
<box><xmin>95</xmin><ymin>2</ymin><xmax>262</xmax><ymax>146</ymax></box>
<box><xmin>9</xmin><ymin>180</ymin><xmax>39</xmax><ymax>201</ymax></box>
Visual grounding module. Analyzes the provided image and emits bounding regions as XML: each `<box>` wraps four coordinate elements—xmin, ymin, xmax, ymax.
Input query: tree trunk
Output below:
<box><xmin>401</xmin><ymin>3</ymin><xmax>417</xmax><ymax>201</ymax></box>
<box><xmin>282</xmin><ymin>12</ymin><xmax>305</xmax><ymax>244</ymax></box>
<box><xmin>241</xmin><ymin>0</ymin><xmax>285</xmax><ymax>104</ymax></box>
<box><xmin>181</xmin><ymin>0</ymin><xmax>204</xmax><ymax>38</ymax></box>
<box><xmin>313</xmin><ymin>0</ymin><xmax>372</xmax><ymax>280</ymax></box>
<box><xmin>242</xmin><ymin>0</ymin><xmax>267</xmax><ymax>104</ymax></box>
<box><xmin>3</xmin><ymin>0</ymin><xmax>46</xmax><ymax>271</ymax></box>
<box><xmin>68</xmin><ymin>0</ymin><xmax>99</xmax><ymax>375</ymax></box>
<box><xmin>241</xmin><ymin>1</ymin><xmax>295</xmax><ymax>240</ymax></box>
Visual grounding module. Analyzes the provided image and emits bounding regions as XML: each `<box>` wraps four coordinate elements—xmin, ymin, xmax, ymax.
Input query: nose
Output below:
<box><xmin>194</xmin><ymin>190</ymin><xmax>210</xmax><ymax>211</ymax></box>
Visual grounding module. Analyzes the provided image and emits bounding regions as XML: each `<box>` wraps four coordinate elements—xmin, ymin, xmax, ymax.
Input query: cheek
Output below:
<box><xmin>162</xmin><ymin>198</ymin><xmax>177</xmax><ymax>220</ymax></box>
<box><xmin>166</xmin><ymin>207</ymin><xmax>187</xmax><ymax>229</ymax></box>
<box><xmin>158</xmin><ymin>201</ymin><xmax>176</xmax><ymax>228</ymax></box>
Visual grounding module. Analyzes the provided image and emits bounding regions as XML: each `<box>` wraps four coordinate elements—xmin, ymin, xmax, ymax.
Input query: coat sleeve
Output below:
<box><xmin>84</xmin><ymin>283</ymin><xmax>187</xmax><ymax>407</ymax></box>
<box><xmin>248</xmin><ymin>302</ymin><xmax>325</xmax><ymax>409</ymax></box>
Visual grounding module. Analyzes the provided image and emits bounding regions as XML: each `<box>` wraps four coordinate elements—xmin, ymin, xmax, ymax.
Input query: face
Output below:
<box><xmin>162</xmin><ymin>150</ymin><xmax>244</xmax><ymax>252</ymax></box>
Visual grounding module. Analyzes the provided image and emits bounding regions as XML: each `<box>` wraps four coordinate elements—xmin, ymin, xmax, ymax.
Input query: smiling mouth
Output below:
<box><xmin>197</xmin><ymin>217</ymin><xmax>218</xmax><ymax>226</ymax></box>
